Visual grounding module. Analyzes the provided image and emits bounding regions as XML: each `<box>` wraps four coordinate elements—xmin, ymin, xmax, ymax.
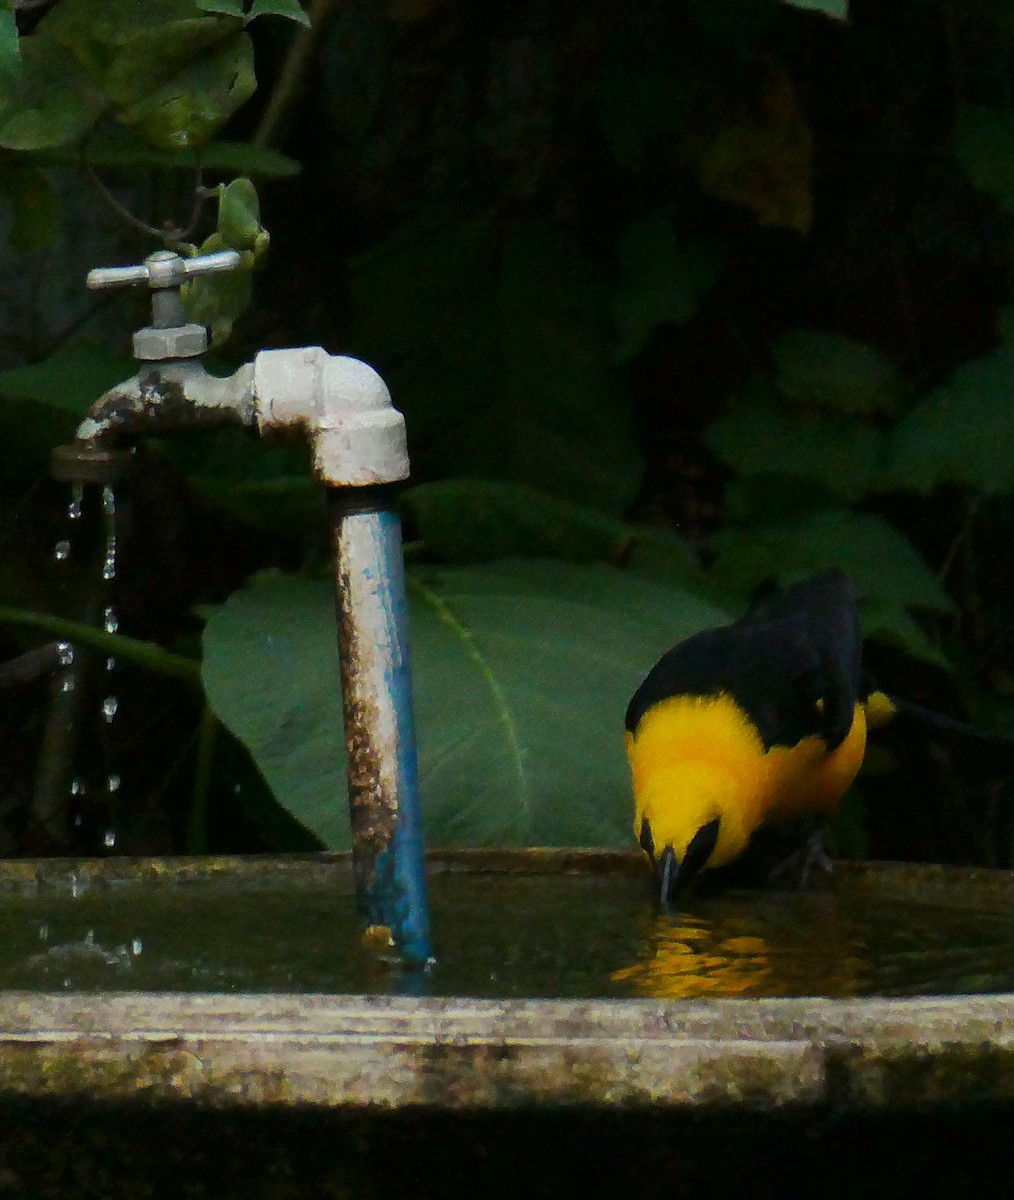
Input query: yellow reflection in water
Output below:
<box><xmin>610</xmin><ymin>901</ymin><xmax>865</xmax><ymax>999</ymax></box>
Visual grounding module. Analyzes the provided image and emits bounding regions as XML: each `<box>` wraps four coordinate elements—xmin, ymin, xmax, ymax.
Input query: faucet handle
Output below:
<box><xmin>86</xmin><ymin>249</ymin><xmax>242</xmax><ymax>292</ymax></box>
<box><xmin>87</xmin><ymin>248</ymin><xmax>243</xmax><ymax>360</ymax></box>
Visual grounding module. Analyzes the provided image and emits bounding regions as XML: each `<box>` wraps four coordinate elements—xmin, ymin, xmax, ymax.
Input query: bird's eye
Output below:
<box><xmin>639</xmin><ymin>817</ymin><xmax>654</xmax><ymax>860</ymax></box>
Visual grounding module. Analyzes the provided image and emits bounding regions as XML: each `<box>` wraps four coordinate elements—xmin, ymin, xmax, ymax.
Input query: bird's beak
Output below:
<box><xmin>657</xmin><ymin>818</ymin><xmax>722</xmax><ymax>906</ymax></box>
<box><xmin>659</xmin><ymin>845</ymin><xmax>679</xmax><ymax>906</ymax></box>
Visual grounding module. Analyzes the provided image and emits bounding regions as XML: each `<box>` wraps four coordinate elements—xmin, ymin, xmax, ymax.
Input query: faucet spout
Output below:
<box><xmin>74</xmin><ymin>359</ymin><xmax>256</xmax><ymax>446</ymax></box>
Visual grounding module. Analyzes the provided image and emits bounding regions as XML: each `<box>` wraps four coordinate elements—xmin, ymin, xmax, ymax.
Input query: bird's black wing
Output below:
<box><xmin>625</xmin><ymin>619</ymin><xmax>827</xmax><ymax>751</ymax></box>
<box><xmin>747</xmin><ymin>569</ymin><xmax>861</xmax><ymax>750</ymax></box>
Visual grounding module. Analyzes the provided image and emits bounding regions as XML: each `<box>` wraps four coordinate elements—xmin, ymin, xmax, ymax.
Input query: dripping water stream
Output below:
<box><xmin>99</xmin><ymin>483</ymin><xmax>121</xmax><ymax>851</ymax></box>
<box><xmin>33</xmin><ymin>480</ymin><xmax>124</xmax><ymax>850</ymax></box>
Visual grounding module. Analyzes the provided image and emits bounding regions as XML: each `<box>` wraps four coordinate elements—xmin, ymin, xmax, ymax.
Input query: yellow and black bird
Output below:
<box><xmin>625</xmin><ymin>569</ymin><xmax>876</xmax><ymax>903</ymax></box>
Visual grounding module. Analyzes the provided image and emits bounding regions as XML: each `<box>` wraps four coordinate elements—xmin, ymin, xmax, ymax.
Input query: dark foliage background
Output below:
<box><xmin>0</xmin><ymin>0</ymin><xmax>1012</xmax><ymax>866</ymax></box>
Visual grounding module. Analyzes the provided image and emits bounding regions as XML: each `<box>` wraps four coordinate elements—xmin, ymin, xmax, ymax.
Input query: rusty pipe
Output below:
<box><xmin>329</xmin><ymin>487</ymin><xmax>431</xmax><ymax>966</ymax></box>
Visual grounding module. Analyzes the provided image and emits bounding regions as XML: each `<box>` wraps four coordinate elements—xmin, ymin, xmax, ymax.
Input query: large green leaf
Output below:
<box><xmin>709</xmin><ymin>509</ymin><xmax>955</xmax><ymax>614</ymax></box>
<box><xmin>0</xmin><ymin>0</ymin><xmax>253</xmax><ymax>153</ymax></box>
<box><xmin>110</xmin><ymin>20</ymin><xmax>255</xmax><ymax>150</ymax></box>
<box><xmin>0</xmin><ymin>35</ymin><xmax>100</xmax><ymax>150</ymax></box>
<box><xmin>706</xmin><ymin>393</ymin><xmax>887</xmax><ymax>501</ymax></box>
<box><xmin>38</xmin><ymin>126</ymin><xmax>300</xmax><ymax>176</ymax></box>
<box><xmin>0</xmin><ymin>342</ymin><xmax>138</xmax><ymax>478</ymax></box>
<box><xmin>709</xmin><ymin>510</ymin><xmax>954</xmax><ymax>669</ymax></box>
<box><xmin>780</xmin><ymin>0</ymin><xmax>848</xmax><ymax>17</ymax></box>
<box><xmin>860</xmin><ymin>601</ymin><xmax>953</xmax><ymax>673</ymax></box>
<box><xmin>403</xmin><ymin>479</ymin><xmax>703</xmax><ymax>587</ymax></box>
<box><xmin>0</xmin><ymin>341</ymin><xmax>136</xmax><ymax>414</ymax></box>
<box><xmin>886</xmin><ymin>343</ymin><xmax>1014</xmax><ymax>495</ymax></box>
<box><xmin>0</xmin><ymin>5</ymin><xmax>18</xmax><ymax>81</ymax></box>
<box><xmin>200</xmin><ymin>561</ymin><xmax>727</xmax><ymax>849</ymax></box>
<box><xmin>772</xmin><ymin>330</ymin><xmax>903</xmax><ymax>417</ymax></box>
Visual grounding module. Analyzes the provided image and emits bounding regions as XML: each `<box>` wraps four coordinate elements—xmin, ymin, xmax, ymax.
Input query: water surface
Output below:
<box><xmin>1</xmin><ymin>864</ymin><xmax>1012</xmax><ymax>998</ymax></box>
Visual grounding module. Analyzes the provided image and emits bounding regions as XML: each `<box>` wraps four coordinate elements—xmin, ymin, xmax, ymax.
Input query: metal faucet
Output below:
<box><xmin>51</xmin><ymin>249</ymin><xmax>433</xmax><ymax>966</ymax></box>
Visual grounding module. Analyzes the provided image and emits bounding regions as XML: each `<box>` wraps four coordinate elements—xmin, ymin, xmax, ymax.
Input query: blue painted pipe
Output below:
<box><xmin>328</xmin><ymin>488</ymin><xmax>432</xmax><ymax>966</ymax></box>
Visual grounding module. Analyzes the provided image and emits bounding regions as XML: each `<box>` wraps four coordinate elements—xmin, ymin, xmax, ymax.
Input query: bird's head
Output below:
<box><xmin>633</xmin><ymin>764</ymin><xmax>753</xmax><ymax>905</ymax></box>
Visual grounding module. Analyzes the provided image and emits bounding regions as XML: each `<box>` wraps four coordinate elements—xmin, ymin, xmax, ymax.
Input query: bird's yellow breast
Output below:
<box><xmin>626</xmin><ymin>693</ymin><xmax>868</xmax><ymax>867</ymax></box>
<box><xmin>763</xmin><ymin>702</ymin><xmax>867</xmax><ymax>821</ymax></box>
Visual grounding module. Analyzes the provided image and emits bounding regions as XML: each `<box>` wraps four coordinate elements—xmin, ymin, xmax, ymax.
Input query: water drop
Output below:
<box><xmin>103</xmin><ymin>829</ymin><xmax>117</xmax><ymax>849</ymax></box>
<box><xmin>57</xmin><ymin>642</ymin><xmax>74</xmax><ymax>668</ymax></box>
<box><xmin>59</xmin><ymin>677</ymin><xmax>75</xmax><ymax>694</ymax></box>
<box><xmin>68</xmin><ymin>483</ymin><xmax>84</xmax><ymax>521</ymax></box>
<box><xmin>106</xmin><ymin>656</ymin><xmax>116</xmax><ymax>673</ymax></box>
<box><xmin>53</xmin><ymin>540</ymin><xmax>71</xmax><ymax>562</ymax></box>
<box><xmin>107</xmin><ymin>774</ymin><xmax>121</xmax><ymax>794</ymax></box>
<box><xmin>38</xmin><ymin>925</ymin><xmax>49</xmax><ymax>942</ymax></box>
<box><xmin>103</xmin><ymin>607</ymin><xmax>118</xmax><ymax>635</ymax></box>
<box><xmin>102</xmin><ymin>695</ymin><xmax>118</xmax><ymax>722</ymax></box>
<box><xmin>131</xmin><ymin>939</ymin><xmax>142</xmax><ymax>957</ymax></box>
<box><xmin>70</xmin><ymin>779</ymin><xmax>83</xmax><ymax>796</ymax></box>
<box><xmin>101</xmin><ymin>485</ymin><xmax>117</xmax><ymax>581</ymax></box>
<box><xmin>84</xmin><ymin>930</ymin><xmax>95</xmax><ymax>946</ymax></box>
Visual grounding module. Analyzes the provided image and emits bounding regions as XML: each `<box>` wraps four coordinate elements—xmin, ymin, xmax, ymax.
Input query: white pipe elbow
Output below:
<box><xmin>252</xmin><ymin>347</ymin><xmax>409</xmax><ymax>487</ymax></box>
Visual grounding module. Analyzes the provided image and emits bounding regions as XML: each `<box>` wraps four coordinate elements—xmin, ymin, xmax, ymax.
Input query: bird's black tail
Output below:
<box><xmin>865</xmin><ymin>690</ymin><xmax>1014</xmax><ymax>747</ymax></box>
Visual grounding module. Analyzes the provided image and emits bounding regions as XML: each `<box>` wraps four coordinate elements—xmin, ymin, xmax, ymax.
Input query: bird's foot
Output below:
<box><xmin>768</xmin><ymin>828</ymin><xmax>835</xmax><ymax>890</ymax></box>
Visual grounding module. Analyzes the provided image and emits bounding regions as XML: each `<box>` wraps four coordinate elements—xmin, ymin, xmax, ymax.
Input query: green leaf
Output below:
<box><xmin>0</xmin><ymin>162</ymin><xmax>60</xmax><ymax>251</ymax></box>
<box><xmin>0</xmin><ymin>607</ymin><xmax>200</xmax><ymax>685</ymax></box>
<box><xmin>201</xmin><ymin>561</ymin><xmax>727</xmax><ymax>849</ymax></box>
<box><xmin>954</xmin><ymin>105</ymin><xmax>1014</xmax><ymax>214</ymax></box>
<box><xmin>885</xmin><ymin>343</ymin><xmax>1014</xmax><ymax>495</ymax></box>
<box><xmin>706</xmin><ymin>394</ymin><xmax>887</xmax><ymax>501</ymax></box>
<box><xmin>613</xmin><ymin>217</ymin><xmax>722</xmax><ymax>360</ymax></box>
<box><xmin>216</xmin><ymin>176</ymin><xmax>262</xmax><ymax>250</ymax></box>
<box><xmin>709</xmin><ymin>509</ymin><xmax>955</xmax><ymax>614</ymax></box>
<box><xmin>0</xmin><ymin>35</ymin><xmax>100</xmax><ymax>150</ymax></box>
<box><xmin>31</xmin><ymin>1</ymin><xmax>205</xmax><ymax>95</ymax></box>
<box><xmin>0</xmin><ymin>341</ymin><xmax>135</xmax><ymax>414</ymax></box>
<box><xmin>56</xmin><ymin>127</ymin><xmax>300</xmax><ymax>176</ymax></box>
<box><xmin>780</xmin><ymin>0</ymin><xmax>849</xmax><ymax>18</ymax></box>
<box><xmin>772</xmin><ymin>330</ymin><xmax>903</xmax><ymax>417</ymax></box>
<box><xmin>110</xmin><ymin>21</ymin><xmax>255</xmax><ymax>150</ymax></box>
<box><xmin>860</xmin><ymin>600</ymin><xmax>953</xmax><ymax>673</ymax></box>
<box><xmin>0</xmin><ymin>5</ymin><xmax>18</xmax><ymax>81</ymax></box>
<box><xmin>249</xmin><ymin>0</ymin><xmax>311</xmax><ymax>25</ymax></box>
<box><xmin>198</xmin><ymin>1</ymin><xmax>247</xmax><ymax>15</ymax></box>
<box><xmin>403</xmin><ymin>478</ymin><xmax>703</xmax><ymax>587</ymax></box>
<box><xmin>182</xmin><ymin>234</ymin><xmax>255</xmax><ymax>345</ymax></box>
<box><xmin>197</xmin><ymin>140</ymin><xmax>300</xmax><ymax>177</ymax></box>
